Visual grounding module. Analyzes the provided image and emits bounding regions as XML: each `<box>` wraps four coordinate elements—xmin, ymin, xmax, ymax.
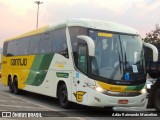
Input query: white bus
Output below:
<box><xmin>1</xmin><ymin>18</ymin><xmax>155</xmax><ymax>108</ymax></box>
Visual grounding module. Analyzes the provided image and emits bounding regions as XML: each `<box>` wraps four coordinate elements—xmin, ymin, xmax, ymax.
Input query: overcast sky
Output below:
<box><xmin>0</xmin><ymin>0</ymin><xmax>160</xmax><ymax>47</ymax></box>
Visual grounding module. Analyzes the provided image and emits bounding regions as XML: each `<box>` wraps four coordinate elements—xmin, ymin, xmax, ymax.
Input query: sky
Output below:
<box><xmin>0</xmin><ymin>0</ymin><xmax>160</xmax><ymax>47</ymax></box>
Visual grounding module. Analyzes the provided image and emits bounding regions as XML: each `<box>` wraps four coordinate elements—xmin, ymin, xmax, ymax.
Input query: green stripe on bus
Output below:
<box><xmin>125</xmin><ymin>83</ymin><xmax>145</xmax><ymax>91</ymax></box>
<box><xmin>134</xmin><ymin>83</ymin><xmax>145</xmax><ymax>91</ymax></box>
<box><xmin>25</xmin><ymin>55</ymin><xmax>44</xmax><ymax>85</ymax></box>
<box><xmin>31</xmin><ymin>54</ymin><xmax>54</xmax><ymax>86</ymax></box>
<box><xmin>25</xmin><ymin>53</ymin><xmax>54</xmax><ymax>86</ymax></box>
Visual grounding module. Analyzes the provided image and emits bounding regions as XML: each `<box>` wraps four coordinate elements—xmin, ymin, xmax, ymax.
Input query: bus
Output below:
<box><xmin>1</xmin><ymin>18</ymin><xmax>157</xmax><ymax>108</ymax></box>
<box><xmin>144</xmin><ymin>43</ymin><xmax>160</xmax><ymax>112</ymax></box>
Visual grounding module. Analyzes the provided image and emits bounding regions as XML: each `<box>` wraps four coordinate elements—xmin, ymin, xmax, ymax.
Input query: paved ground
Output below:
<box><xmin>0</xmin><ymin>82</ymin><xmax>159</xmax><ymax>120</ymax></box>
<box><xmin>0</xmin><ymin>83</ymin><xmax>79</xmax><ymax>120</ymax></box>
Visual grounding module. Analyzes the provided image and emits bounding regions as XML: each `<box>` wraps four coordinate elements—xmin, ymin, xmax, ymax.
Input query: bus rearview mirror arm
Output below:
<box><xmin>77</xmin><ymin>35</ymin><xmax>95</xmax><ymax>56</ymax></box>
<box><xmin>144</xmin><ymin>42</ymin><xmax>158</xmax><ymax>62</ymax></box>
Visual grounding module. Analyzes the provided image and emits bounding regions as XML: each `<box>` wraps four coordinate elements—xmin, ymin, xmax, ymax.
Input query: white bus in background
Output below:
<box><xmin>1</xmin><ymin>18</ymin><xmax>157</xmax><ymax>108</ymax></box>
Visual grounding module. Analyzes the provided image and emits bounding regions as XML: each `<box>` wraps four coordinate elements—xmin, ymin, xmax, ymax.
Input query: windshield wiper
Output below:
<box><xmin>124</xmin><ymin>52</ymin><xmax>128</xmax><ymax>69</ymax></box>
<box><xmin>119</xmin><ymin>53</ymin><xmax>122</xmax><ymax>73</ymax></box>
<box><xmin>110</xmin><ymin>52</ymin><xmax>129</xmax><ymax>80</ymax></box>
<box><xmin>110</xmin><ymin>52</ymin><xmax>122</xmax><ymax>79</ymax></box>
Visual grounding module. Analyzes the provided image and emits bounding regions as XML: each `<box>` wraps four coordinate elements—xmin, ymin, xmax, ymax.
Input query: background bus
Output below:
<box><xmin>1</xmin><ymin>18</ymin><xmax>155</xmax><ymax>108</ymax></box>
<box><xmin>145</xmin><ymin>43</ymin><xmax>160</xmax><ymax>112</ymax></box>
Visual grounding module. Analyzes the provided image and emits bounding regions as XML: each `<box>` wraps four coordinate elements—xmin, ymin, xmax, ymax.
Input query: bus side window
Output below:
<box><xmin>20</xmin><ymin>38</ymin><xmax>30</xmax><ymax>55</ymax></box>
<box><xmin>53</xmin><ymin>28</ymin><xmax>69</xmax><ymax>58</ymax></box>
<box><xmin>40</xmin><ymin>33</ymin><xmax>52</xmax><ymax>54</ymax></box>
<box><xmin>3</xmin><ymin>42</ymin><xmax>8</xmax><ymax>56</ymax></box>
<box><xmin>78</xmin><ymin>44</ymin><xmax>87</xmax><ymax>74</ymax></box>
<box><xmin>7</xmin><ymin>41</ymin><xmax>14</xmax><ymax>56</ymax></box>
<box><xmin>29</xmin><ymin>35</ymin><xmax>41</xmax><ymax>54</ymax></box>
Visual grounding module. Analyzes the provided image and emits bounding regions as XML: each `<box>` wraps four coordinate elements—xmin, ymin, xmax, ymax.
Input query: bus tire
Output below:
<box><xmin>8</xmin><ymin>78</ymin><xmax>14</xmax><ymax>93</ymax></box>
<box><xmin>58</xmin><ymin>84</ymin><xmax>71</xmax><ymax>108</ymax></box>
<box><xmin>153</xmin><ymin>88</ymin><xmax>160</xmax><ymax>112</ymax></box>
<box><xmin>13</xmin><ymin>77</ymin><xmax>20</xmax><ymax>95</ymax></box>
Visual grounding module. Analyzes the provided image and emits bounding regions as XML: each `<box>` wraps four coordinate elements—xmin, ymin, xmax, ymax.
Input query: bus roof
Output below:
<box><xmin>66</xmin><ymin>18</ymin><xmax>139</xmax><ymax>35</ymax></box>
<box><xmin>6</xmin><ymin>26</ymin><xmax>49</xmax><ymax>41</ymax></box>
<box><xmin>5</xmin><ymin>18</ymin><xmax>139</xmax><ymax>41</ymax></box>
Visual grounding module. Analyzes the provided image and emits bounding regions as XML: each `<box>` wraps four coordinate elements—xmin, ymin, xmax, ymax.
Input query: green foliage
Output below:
<box><xmin>143</xmin><ymin>24</ymin><xmax>160</xmax><ymax>43</ymax></box>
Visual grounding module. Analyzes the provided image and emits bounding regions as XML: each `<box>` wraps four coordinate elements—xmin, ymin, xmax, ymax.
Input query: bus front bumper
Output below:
<box><xmin>87</xmin><ymin>88</ymin><xmax>147</xmax><ymax>107</ymax></box>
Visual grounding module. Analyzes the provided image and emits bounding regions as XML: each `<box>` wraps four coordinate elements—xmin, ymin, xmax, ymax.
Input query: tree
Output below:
<box><xmin>143</xmin><ymin>24</ymin><xmax>160</xmax><ymax>43</ymax></box>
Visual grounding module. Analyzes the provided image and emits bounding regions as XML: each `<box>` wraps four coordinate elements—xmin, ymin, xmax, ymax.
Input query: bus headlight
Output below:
<box><xmin>95</xmin><ymin>86</ymin><xmax>104</xmax><ymax>93</ymax></box>
<box><xmin>87</xmin><ymin>83</ymin><xmax>105</xmax><ymax>93</ymax></box>
<box><xmin>140</xmin><ymin>88</ymin><xmax>147</xmax><ymax>94</ymax></box>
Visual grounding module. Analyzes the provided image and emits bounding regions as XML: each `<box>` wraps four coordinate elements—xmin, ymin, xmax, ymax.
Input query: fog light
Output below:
<box><xmin>141</xmin><ymin>88</ymin><xmax>147</xmax><ymax>94</ymax></box>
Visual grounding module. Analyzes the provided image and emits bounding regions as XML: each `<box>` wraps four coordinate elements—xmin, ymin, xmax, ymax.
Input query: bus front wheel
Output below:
<box><xmin>58</xmin><ymin>84</ymin><xmax>71</xmax><ymax>108</ymax></box>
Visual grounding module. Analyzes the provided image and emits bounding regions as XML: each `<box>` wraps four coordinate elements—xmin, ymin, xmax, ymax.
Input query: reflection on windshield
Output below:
<box><xmin>120</xmin><ymin>35</ymin><xmax>142</xmax><ymax>66</ymax></box>
<box><xmin>89</xmin><ymin>30</ymin><xmax>143</xmax><ymax>80</ymax></box>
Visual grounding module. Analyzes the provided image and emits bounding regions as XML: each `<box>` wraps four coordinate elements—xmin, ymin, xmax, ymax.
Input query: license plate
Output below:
<box><xmin>118</xmin><ymin>100</ymin><xmax>128</xmax><ymax>104</ymax></box>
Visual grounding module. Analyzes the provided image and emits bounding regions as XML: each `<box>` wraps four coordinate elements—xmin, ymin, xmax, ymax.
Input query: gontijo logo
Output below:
<box><xmin>73</xmin><ymin>91</ymin><xmax>86</xmax><ymax>102</ymax></box>
<box><xmin>10</xmin><ymin>58</ymin><xmax>27</xmax><ymax>66</ymax></box>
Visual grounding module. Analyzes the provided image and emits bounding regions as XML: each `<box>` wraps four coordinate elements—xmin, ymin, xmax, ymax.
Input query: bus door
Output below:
<box><xmin>72</xmin><ymin>44</ymin><xmax>88</xmax><ymax>104</ymax></box>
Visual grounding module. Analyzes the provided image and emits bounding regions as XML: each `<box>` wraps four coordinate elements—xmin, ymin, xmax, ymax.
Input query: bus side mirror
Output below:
<box><xmin>144</xmin><ymin>42</ymin><xmax>158</xmax><ymax>62</ymax></box>
<box><xmin>77</xmin><ymin>35</ymin><xmax>95</xmax><ymax>56</ymax></box>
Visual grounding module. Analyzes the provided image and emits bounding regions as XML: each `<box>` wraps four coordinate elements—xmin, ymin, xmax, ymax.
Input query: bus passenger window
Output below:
<box><xmin>40</xmin><ymin>33</ymin><xmax>52</xmax><ymax>54</ymax></box>
<box><xmin>20</xmin><ymin>38</ymin><xmax>30</xmax><ymax>55</ymax></box>
<box><xmin>3</xmin><ymin>42</ymin><xmax>8</xmax><ymax>56</ymax></box>
<box><xmin>53</xmin><ymin>28</ymin><xmax>69</xmax><ymax>58</ymax></box>
<box><xmin>29</xmin><ymin>35</ymin><xmax>41</xmax><ymax>54</ymax></box>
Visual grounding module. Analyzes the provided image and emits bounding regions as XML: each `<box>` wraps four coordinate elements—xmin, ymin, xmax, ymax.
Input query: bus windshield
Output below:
<box><xmin>89</xmin><ymin>30</ymin><xmax>144</xmax><ymax>81</ymax></box>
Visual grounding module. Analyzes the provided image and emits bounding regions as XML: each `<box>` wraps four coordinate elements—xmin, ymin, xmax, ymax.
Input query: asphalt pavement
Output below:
<box><xmin>0</xmin><ymin>82</ymin><xmax>159</xmax><ymax>120</ymax></box>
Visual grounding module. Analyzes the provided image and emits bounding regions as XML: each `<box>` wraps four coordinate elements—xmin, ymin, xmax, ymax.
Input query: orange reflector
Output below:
<box><xmin>118</xmin><ymin>100</ymin><xmax>128</xmax><ymax>104</ymax></box>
